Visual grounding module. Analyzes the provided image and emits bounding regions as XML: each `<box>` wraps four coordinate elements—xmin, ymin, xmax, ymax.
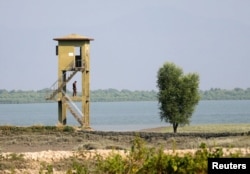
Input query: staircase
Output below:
<box><xmin>45</xmin><ymin>59</ymin><xmax>85</xmax><ymax>126</ymax></box>
<box><xmin>45</xmin><ymin>59</ymin><xmax>84</xmax><ymax>100</ymax></box>
<box><xmin>45</xmin><ymin>71</ymin><xmax>77</xmax><ymax>100</ymax></box>
<box><xmin>63</xmin><ymin>91</ymin><xmax>84</xmax><ymax>126</ymax></box>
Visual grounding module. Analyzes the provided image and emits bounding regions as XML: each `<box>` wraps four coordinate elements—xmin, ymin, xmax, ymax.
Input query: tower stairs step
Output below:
<box><xmin>63</xmin><ymin>91</ymin><xmax>84</xmax><ymax>126</ymax></box>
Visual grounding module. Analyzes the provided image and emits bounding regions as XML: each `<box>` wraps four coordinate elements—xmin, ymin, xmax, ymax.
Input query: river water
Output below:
<box><xmin>0</xmin><ymin>100</ymin><xmax>250</xmax><ymax>131</ymax></box>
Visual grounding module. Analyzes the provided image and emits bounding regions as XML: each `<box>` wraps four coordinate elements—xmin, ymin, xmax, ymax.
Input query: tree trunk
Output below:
<box><xmin>173</xmin><ymin>123</ymin><xmax>178</xmax><ymax>133</ymax></box>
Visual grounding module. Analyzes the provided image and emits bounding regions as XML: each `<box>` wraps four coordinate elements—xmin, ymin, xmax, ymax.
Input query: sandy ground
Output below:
<box><xmin>3</xmin><ymin>148</ymin><xmax>250</xmax><ymax>161</ymax></box>
<box><xmin>2</xmin><ymin>148</ymin><xmax>250</xmax><ymax>174</ymax></box>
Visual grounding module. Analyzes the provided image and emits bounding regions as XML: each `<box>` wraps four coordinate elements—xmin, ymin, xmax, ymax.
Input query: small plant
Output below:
<box><xmin>171</xmin><ymin>138</ymin><xmax>177</xmax><ymax>153</ymax></box>
<box><xmin>66</xmin><ymin>160</ymin><xmax>89</xmax><ymax>174</ymax></box>
<box><xmin>39</xmin><ymin>162</ymin><xmax>54</xmax><ymax>174</ymax></box>
<box><xmin>8</xmin><ymin>153</ymin><xmax>25</xmax><ymax>161</ymax></box>
<box><xmin>0</xmin><ymin>153</ymin><xmax>26</xmax><ymax>171</ymax></box>
<box><xmin>63</xmin><ymin>126</ymin><xmax>75</xmax><ymax>132</ymax></box>
<box><xmin>97</xmin><ymin>152</ymin><xmax>125</xmax><ymax>174</ymax></box>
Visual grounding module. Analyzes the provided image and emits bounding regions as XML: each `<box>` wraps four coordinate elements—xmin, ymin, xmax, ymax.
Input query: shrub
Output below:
<box><xmin>1</xmin><ymin>136</ymin><xmax>249</xmax><ymax>173</ymax></box>
<box><xmin>63</xmin><ymin>126</ymin><xmax>75</xmax><ymax>132</ymax></box>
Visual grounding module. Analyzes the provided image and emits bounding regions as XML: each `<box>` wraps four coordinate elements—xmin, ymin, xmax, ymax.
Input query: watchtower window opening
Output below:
<box><xmin>56</xmin><ymin>46</ymin><xmax>58</xmax><ymax>55</ymax></box>
<box><xmin>75</xmin><ymin>47</ymin><xmax>82</xmax><ymax>68</ymax></box>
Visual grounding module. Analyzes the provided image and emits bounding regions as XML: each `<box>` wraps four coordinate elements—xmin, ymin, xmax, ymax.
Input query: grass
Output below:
<box><xmin>148</xmin><ymin>123</ymin><xmax>250</xmax><ymax>133</ymax></box>
<box><xmin>0</xmin><ymin>124</ymin><xmax>76</xmax><ymax>133</ymax></box>
<box><xmin>1</xmin><ymin>124</ymin><xmax>250</xmax><ymax>151</ymax></box>
<box><xmin>1</xmin><ymin>123</ymin><xmax>249</xmax><ymax>133</ymax></box>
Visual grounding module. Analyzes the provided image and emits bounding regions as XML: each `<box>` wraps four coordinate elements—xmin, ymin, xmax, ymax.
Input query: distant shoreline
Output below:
<box><xmin>1</xmin><ymin>88</ymin><xmax>250</xmax><ymax>103</ymax></box>
<box><xmin>1</xmin><ymin>99</ymin><xmax>250</xmax><ymax>104</ymax></box>
<box><xmin>1</xmin><ymin>123</ymin><xmax>250</xmax><ymax>133</ymax></box>
<box><xmin>139</xmin><ymin>123</ymin><xmax>250</xmax><ymax>133</ymax></box>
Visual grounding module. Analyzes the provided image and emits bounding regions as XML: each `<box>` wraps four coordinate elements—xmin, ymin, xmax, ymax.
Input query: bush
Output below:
<box><xmin>1</xmin><ymin>136</ymin><xmax>248</xmax><ymax>173</ymax></box>
<box><xmin>63</xmin><ymin>126</ymin><xmax>75</xmax><ymax>132</ymax></box>
<box><xmin>82</xmin><ymin>137</ymin><xmax>247</xmax><ymax>173</ymax></box>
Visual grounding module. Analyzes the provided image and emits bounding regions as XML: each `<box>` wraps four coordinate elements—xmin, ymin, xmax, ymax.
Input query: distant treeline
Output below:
<box><xmin>0</xmin><ymin>88</ymin><xmax>250</xmax><ymax>104</ymax></box>
<box><xmin>200</xmin><ymin>88</ymin><xmax>250</xmax><ymax>100</ymax></box>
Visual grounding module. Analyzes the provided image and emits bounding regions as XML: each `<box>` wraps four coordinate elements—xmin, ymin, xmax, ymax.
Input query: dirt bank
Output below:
<box><xmin>1</xmin><ymin>126</ymin><xmax>250</xmax><ymax>152</ymax></box>
<box><xmin>1</xmin><ymin>126</ymin><xmax>250</xmax><ymax>173</ymax></box>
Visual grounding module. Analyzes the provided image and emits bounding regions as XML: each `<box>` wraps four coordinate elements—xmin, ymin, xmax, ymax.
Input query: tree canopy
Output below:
<box><xmin>157</xmin><ymin>62</ymin><xmax>200</xmax><ymax>133</ymax></box>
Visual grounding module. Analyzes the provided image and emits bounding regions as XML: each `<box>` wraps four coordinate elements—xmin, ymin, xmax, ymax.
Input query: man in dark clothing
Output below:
<box><xmin>73</xmin><ymin>81</ymin><xmax>77</xmax><ymax>96</ymax></box>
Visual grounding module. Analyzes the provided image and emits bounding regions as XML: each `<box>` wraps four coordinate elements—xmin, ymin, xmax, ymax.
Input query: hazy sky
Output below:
<box><xmin>0</xmin><ymin>0</ymin><xmax>250</xmax><ymax>91</ymax></box>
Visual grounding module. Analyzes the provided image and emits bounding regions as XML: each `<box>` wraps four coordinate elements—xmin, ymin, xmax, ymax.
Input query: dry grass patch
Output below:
<box><xmin>146</xmin><ymin>123</ymin><xmax>250</xmax><ymax>133</ymax></box>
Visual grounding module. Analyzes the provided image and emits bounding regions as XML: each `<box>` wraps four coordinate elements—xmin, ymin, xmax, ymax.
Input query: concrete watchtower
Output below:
<box><xmin>46</xmin><ymin>34</ymin><xmax>93</xmax><ymax>129</ymax></box>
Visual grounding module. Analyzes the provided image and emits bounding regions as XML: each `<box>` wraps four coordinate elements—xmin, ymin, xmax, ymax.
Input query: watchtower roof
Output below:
<box><xmin>53</xmin><ymin>33</ymin><xmax>94</xmax><ymax>41</ymax></box>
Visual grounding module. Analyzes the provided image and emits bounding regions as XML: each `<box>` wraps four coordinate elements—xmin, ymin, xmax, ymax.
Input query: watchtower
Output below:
<box><xmin>46</xmin><ymin>33</ymin><xmax>93</xmax><ymax>129</ymax></box>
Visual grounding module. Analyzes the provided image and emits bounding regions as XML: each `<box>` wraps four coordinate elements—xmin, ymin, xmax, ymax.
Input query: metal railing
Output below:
<box><xmin>45</xmin><ymin>60</ymin><xmax>78</xmax><ymax>100</ymax></box>
<box><xmin>62</xmin><ymin>91</ymin><xmax>84</xmax><ymax>126</ymax></box>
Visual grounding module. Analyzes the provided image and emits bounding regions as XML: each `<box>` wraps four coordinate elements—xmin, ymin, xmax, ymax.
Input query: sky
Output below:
<box><xmin>0</xmin><ymin>0</ymin><xmax>250</xmax><ymax>91</ymax></box>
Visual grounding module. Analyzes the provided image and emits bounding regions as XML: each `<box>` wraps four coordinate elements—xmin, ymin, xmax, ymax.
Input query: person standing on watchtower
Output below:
<box><xmin>73</xmin><ymin>81</ymin><xmax>77</xmax><ymax>96</ymax></box>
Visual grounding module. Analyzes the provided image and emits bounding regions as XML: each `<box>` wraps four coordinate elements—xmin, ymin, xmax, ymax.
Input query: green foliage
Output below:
<box><xmin>200</xmin><ymin>87</ymin><xmax>250</xmax><ymax>100</ymax></box>
<box><xmin>0</xmin><ymin>125</ymin><xmax>75</xmax><ymax>133</ymax></box>
<box><xmin>97</xmin><ymin>153</ymin><xmax>126</xmax><ymax>174</ymax></box>
<box><xmin>0</xmin><ymin>89</ymin><xmax>48</xmax><ymax>103</ymax></box>
<box><xmin>157</xmin><ymin>62</ymin><xmax>200</xmax><ymax>133</ymax></box>
<box><xmin>1</xmin><ymin>137</ymin><xmax>249</xmax><ymax>173</ymax></box>
<box><xmin>66</xmin><ymin>160</ymin><xmax>89</xmax><ymax>174</ymax></box>
<box><xmin>39</xmin><ymin>162</ymin><xmax>54</xmax><ymax>174</ymax></box>
<box><xmin>1</xmin><ymin>88</ymin><xmax>250</xmax><ymax>103</ymax></box>
<box><xmin>0</xmin><ymin>88</ymin><xmax>157</xmax><ymax>103</ymax></box>
<box><xmin>63</xmin><ymin>126</ymin><xmax>75</xmax><ymax>132</ymax></box>
<box><xmin>90</xmin><ymin>137</ymin><xmax>248</xmax><ymax>174</ymax></box>
<box><xmin>91</xmin><ymin>89</ymin><xmax>157</xmax><ymax>102</ymax></box>
<box><xmin>7</xmin><ymin>153</ymin><xmax>25</xmax><ymax>161</ymax></box>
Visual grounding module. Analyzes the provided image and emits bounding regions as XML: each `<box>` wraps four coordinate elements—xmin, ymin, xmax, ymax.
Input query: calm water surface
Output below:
<box><xmin>0</xmin><ymin>100</ymin><xmax>250</xmax><ymax>131</ymax></box>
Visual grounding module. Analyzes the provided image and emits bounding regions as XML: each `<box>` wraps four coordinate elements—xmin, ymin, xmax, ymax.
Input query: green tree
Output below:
<box><xmin>157</xmin><ymin>62</ymin><xmax>200</xmax><ymax>133</ymax></box>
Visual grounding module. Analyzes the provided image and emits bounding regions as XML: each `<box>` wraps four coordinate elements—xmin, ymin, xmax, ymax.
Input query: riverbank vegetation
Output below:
<box><xmin>1</xmin><ymin>134</ymin><xmax>250</xmax><ymax>173</ymax></box>
<box><xmin>0</xmin><ymin>88</ymin><xmax>250</xmax><ymax>103</ymax></box>
<box><xmin>1</xmin><ymin>125</ymin><xmax>250</xmax><ymax>173</ymax></box>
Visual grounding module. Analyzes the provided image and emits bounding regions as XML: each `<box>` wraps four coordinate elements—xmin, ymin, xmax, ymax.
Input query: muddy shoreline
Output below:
<box><xmin>1</xmin><ymin>127</ymin><xmax>250</xmax><ymax>153</ymax></box>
